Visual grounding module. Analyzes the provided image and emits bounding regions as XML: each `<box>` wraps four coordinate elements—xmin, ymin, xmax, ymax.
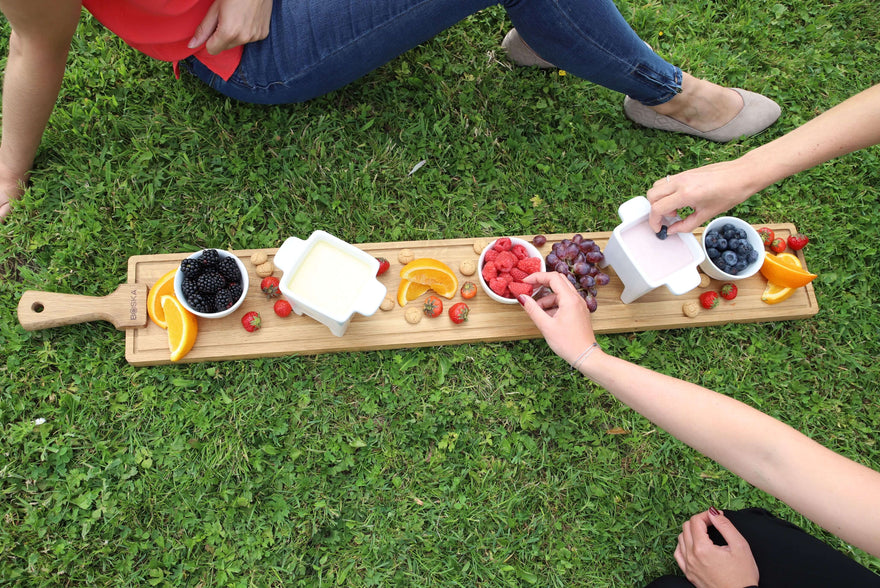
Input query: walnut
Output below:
<box><xmin>256</xmin><ymin>261</ymin><xmax>275</xmax><ymax>277</ymax></box>
<box><xmin>398</xmin><ymin>248</ymin><xmax>415</xmax><ymax>264</ymax></box>
<box><xmin>404</xmin><ymin>306</ymin><xmax>422</xmax><ymax>324</ymax></box>
<box><xmin>459</xmin><ymin>259</ymin><xmax>477</xmax><ymax>276</ymax></box>
<box><xmin>251</xmin><ymin>251</ymin><xmax>268</xmax><ymax>266</ymax></box>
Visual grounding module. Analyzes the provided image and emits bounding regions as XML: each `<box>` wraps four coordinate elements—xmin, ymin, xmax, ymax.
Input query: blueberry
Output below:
<box><xmin>728</xmin><ymin>238</ymin><xmax>742</xmax><ymax>250</ymax></box>
<box><xmin>721</xmin><ymin>250</ymin><xmax>738</xmax><ymax>265</ymax></box>
<box><xmin>705</xmin><ymin>232</ymin><xmax>719</xmax><ymax>248</ymax></box>
<box><xmin>706</xmin><ymin>247</ymin><xmax>720</xmax><ymax>259</ymax></box>
<box><xmin>716</xmin><ymin>238</ymin><xmax>728</xmax><ymax>251</ymax></box>
<box><xmin>737</xmin><ymin>243</ymin><xmax>752</xmax><ymax>256</ymax></box>
<box><xmin>736</xmin><ymin>229</ymin><xmax>747</xmax><ymax>239</ymax></box>
<box><xmin>747</xmin><ymin>249</ymin><xmax>759</xmax><ymax>263</ymax></box>
<box><xmin>721</xmin><ymin>223</ymin><xmax>735</xmax><ymax>233</ymax></box>
<box><xmin>715</xmin><ymin>262</ymin><xmax>730</xmax><ymax>273</ymax></box>
<box><xmin>735</xmin><ymin>259</ymin><xmax>748</xmax><ymax>271</ymax></box>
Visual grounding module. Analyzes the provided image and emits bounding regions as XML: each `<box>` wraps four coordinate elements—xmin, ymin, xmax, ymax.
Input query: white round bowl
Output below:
<box><xmin>173</xmin><ymin>249</ymin><xmax>249</xmax><ymax>318</ymax></box>
<box><xmin>477</xmin><ymin>237</ymin><xmax>546</xmax><ymax>304</ymax></box>
<box><xmin>699</xmin><ymin>216</ymin><xmax>765</xmax><ymax>281</ymax></box>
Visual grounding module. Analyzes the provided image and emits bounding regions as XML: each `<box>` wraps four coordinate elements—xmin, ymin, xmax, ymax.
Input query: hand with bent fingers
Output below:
<box><xmin>646</xmin><ymin>160</ymin><xmax>759</xmax><ymax>237</ymax></box>
<box><xmin>190</xmin><ymin>0</ymin><xmax>273</xmax><ymax>55</ymax></box>
<box><xmin>674</xmin><ymin>509</ymin><xmax>759</xmax><ymax>588</ymax></box>
<box><xmin>517</xmin><ymin>271</ymin><xmax>596</xmax><ymax>366</ymax></box>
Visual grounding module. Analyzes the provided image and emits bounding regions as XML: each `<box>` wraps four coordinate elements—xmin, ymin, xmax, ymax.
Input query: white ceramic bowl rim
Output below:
<box><xmin>173</xmin><ymin>249</ymin><xmax>249</xmax><ymax>319</ymax></box>
<box><xmin>700</xmin><ymin>216</ymin><xmax>765</xmax><ymax>281</ymax></box>
<box><xmin>477</xmin><ymin>237</ymin><xmax>546</xmax><ymax>304</ymax></box>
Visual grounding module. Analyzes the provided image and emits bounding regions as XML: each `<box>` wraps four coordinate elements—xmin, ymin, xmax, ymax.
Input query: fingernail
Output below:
<box><xmin>709</xmin><ymin>506</ymin><xmax>720</xmax><ymax>516</ymax></box>
<box><xmin>656</xmin><ymin>225</ymin><xmax>668</xmax><ymax>240</ymax></box>
<box><xmin>188</xmin><ymin>37</ymin><xmax>199</xmax><ymax>49</ymax></box>
<box><xmin>517</xmin><ymin>295</ymin><xmax>527</xmax><ymax>306</ymax></box>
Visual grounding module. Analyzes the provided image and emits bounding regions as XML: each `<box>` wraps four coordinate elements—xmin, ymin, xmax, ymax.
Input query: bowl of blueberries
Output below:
<box><xmin>173</xmin><ymin>248</ymin><xmax>249</xmax><ymax>318</ymax></box>
<box><xmin>700</xmin><ymin>217</ymin><xmax>765</xmax><ymax>281</ymax></box>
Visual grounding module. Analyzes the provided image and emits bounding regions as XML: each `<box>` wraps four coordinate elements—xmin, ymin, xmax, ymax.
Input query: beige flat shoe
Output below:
<box><xmin>501</xmin><ymin>29</ymin><xmax>555</xmax><ymax>69</ymax></box>
<box><xmin>624</xmin><ymin>89</ymin><xmax>781</xmax><ymax>142</ymax></box>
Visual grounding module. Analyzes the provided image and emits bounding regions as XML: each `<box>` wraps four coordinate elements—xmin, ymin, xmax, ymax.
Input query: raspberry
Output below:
<box><xmin>495</xmin><ymin>251</ymin><xmax>516</xmax><ymax>272</ymax></box>
<box><xmin>481</xmin><ymin>261</ymin><xmax>498</xmax><ymax>281</ymax></box>
<box><xmin>508</xmin><ymin>282</ymin><xmax>533</xmax><ymax>297</ymax></box>
<box><xmin>484</xmin><ymin>249</ymin><xmax>499</xmax><ymax>262</ymax></box>
<box><xmin>517</xmin><ymin>257</ymin><xmax>542</xmax><ymax>274</ymax></box>
<box><xmin>493</xmin><ymin>237</ymin><xmax>512</xmax><ymax>251</ymax></box>
<box><xmin>511</xmin><ymin>245</ymin><xmax>528</xmax><ymax>260</ymax></box>
<box><xmin>489</xmin><ymin>277</ymin><xmax>508</xmax><ymax>296</ymax></box>
<box><xmin>510</xmin><ymin>268</ymin><xmax>528</xmax><ymax>282</ymax></box>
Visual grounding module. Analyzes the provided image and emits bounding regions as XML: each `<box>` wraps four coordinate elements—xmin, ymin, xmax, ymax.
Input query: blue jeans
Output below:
<box><xmin>185</xmin><ymin>0</ymin><xmax>682</xmax><ymax>106</ymax></box>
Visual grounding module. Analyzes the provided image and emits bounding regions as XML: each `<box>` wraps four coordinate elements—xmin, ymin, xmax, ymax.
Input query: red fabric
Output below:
<box><xmin>82</xmin><ymin>0</ymin><xmax>242</xmax><ymax>81</ymax></box>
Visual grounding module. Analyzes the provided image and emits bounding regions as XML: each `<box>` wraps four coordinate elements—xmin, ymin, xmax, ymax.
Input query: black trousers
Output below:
<box><xmin>646</xmin><ymin>508</ymin><xmax>880</xmax><ymax>588</ymax></box>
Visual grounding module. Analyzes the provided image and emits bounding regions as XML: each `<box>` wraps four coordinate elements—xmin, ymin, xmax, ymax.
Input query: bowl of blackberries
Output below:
<box><xmin>700</xmin><ymin>217</ymin><xmax>765</xmax><ymax>281</ymax></box>
<box><xmin>173</xmin><ymin>248</ymin><xmax>249</xmax><ymax>318</ymax></box>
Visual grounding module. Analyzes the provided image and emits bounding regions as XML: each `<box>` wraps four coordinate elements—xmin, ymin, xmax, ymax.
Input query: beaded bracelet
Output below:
<box><xmin>570</xmin><ymin>342</ymin><xmax>600</xmax><ymax>371</ymax></box>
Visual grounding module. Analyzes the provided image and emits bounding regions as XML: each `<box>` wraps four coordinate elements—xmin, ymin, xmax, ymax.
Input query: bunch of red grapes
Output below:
<box><xmin>535</xmin><ymin>234</ymin><xmax>610</xmax><ymax>312</ymax></box>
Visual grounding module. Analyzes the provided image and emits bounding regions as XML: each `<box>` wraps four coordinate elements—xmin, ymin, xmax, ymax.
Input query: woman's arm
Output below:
<box><xmin>520</xmin><ymin>271</ymin><xmax>880</xmax><ymax>558</ymax></box>
<box><xmin>646</xmin><ymin>83</ymin><xmax>880</xmax><ymax>235</ymax></box>
<box><xmin>0</xmin><ymin>0</ymin><xmax>81</xmax><ymax>213</ymax></box>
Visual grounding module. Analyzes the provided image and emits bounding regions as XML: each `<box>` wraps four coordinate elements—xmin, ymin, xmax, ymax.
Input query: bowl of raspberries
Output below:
<box><xmin>700</xmin><ymin>217</ymin><xmax>765</xmax><ymax>281</ymax></box>
<box><xmin>478</xmin><ymin>237</ymin><xmax>546</xmax><ymax>304</ymax></box>
<box><xmin>174</xmin><ymin>248</ymin><xmax>249</xmax><ymax>318</ymax></box>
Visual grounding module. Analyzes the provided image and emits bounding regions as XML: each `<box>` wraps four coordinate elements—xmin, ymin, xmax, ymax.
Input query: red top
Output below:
<box><xmin>82</xmin><ymin>0</ymin><xmax>242</xmax><ymax>81</ymax></box>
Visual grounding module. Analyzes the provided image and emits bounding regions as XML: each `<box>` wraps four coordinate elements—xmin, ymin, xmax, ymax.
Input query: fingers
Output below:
<box><xmin>189</xmin><ymin>2</ymin><xmax>219</xmax><ymax>49</ymax></box>
<box><xmin>707</xmin><ymin>508</ymin><xmax>749</xmax><ymax>549</ymax></box>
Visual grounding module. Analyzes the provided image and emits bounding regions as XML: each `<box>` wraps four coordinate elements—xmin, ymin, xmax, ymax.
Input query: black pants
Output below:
<box><xmin>646</xmin><ymin>508</ymin><xmax>880</xmax><ymax>588</ymax></box>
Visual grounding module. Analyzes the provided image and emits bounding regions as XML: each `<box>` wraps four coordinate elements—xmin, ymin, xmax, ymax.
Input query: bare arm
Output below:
<box><xmin>520</xmin><ymin>271</ymin><xmax>880</xmax><ymax>558</ymax></box>
<box><xmin>0</xmin><ymin>0</ymin><xmax>81</xmax><ymax>212</ymax></box>
<box><xmin>647</xmin><ymin>83</ymin><xmax>880</xmax><ymax>235</ymax></box>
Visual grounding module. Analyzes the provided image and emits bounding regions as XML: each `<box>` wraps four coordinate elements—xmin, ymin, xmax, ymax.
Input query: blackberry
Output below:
<box><xmin>227</xmin><ymin>282</ymin><xmax>244</xmax><ymax>302</ymax></box>
<box><xmin>214</xmin><ymin>288</ymin><xmax>237</xmax><ymax>311</ymax></box>
<box><xmin>181</xmin><ymin>277</ymin><xmax>199</xmax><ymax>300</ymax></box>
<box><xmin>187</xmin><ymin>293</ymin><xmax>213</xmax><ymax>314</ymax></box>
<box><xmin>218</xmin><ymin>257</ymin><xmax>241</xmax><ymax>282</ymax></box>
<box><xmin>198</xmin><ymin>248</ymin><xmax>221</xmax><ymax>269</ymax></box>
<box><xmin>196</xmin><ymin>271</ymin><xmax>226</xmax><ymax>294</ymax></box>
<box><xmin>180</xmin><ymin>258</ymin><xmax>202</xmax><ymax>279</ymax></box>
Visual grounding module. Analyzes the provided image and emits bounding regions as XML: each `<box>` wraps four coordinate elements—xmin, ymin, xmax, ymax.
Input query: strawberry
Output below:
<box><xmin>493</xmin><ymin>237</ymin><xmax>512</xmax><ymax>251</ymax></box>
<box><xmin>460</xmin><ymin>282</ymin><xmax>477</xmax><ymax>299</ymax></box>
<box><xmin>423</xmin><ymin>295</ymin><xmax>443</xmax><ymax>318</ymax></box>
<box><xmin>508</xmin><ymin>282</ymin><xmax>533</xmax><ymax>298</ymax></box>
<box><xmin>719</xmin><ymin>283</ymin><xmax>738</xmax><ymax>301</ymax></box>
<box><xmin>769</xmin><ymin>238</ymin><xmax>786</xmax><ymax>254</ymax></box>
<box><xmin>241</xmin><ymin>311</ymin><xmax>262</xmax><ymax>332</ymax></box>
<box><xmin>273</xmin><ymin>299</ymin><xmax>292</xmax><ymax>317</ymax></box>
<box><xmin>757</xmin><ymin>227</ymin><xmax>775</xmax><ymax>247</ymax></box>
<box><xmin>376</xmin><ymin>257</ymin><xmax>390</xmax><ymax>276</ymax></box>
<box><xmin>517</xmin><ymin>257</ymin><xmax>542</xmax><ymax>275</ymax></box>
<box><xmin>787</xmin><ymin>233</ymin><xmax>809</xmax><ymax>251</ymax></box>
<box><xmin>449</xmin><ymin>302</ymin><xmax>469</xmax><ymax>324</ymax></box>
<box><xmin>699</xmin><ymin>291</ymin><xmax>719</xmax><ymax>310</ymax></box>
<box><xmin>260</xmin><ymin>276</ymin><xmax>281</xmax><ymax>299</ymax></box>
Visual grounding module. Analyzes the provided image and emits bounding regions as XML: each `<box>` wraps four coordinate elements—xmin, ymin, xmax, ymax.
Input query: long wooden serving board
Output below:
<box><xmin>125</xmin><ymin>224</ymin><xmax>818</xmax><ymax>365</ymax></box>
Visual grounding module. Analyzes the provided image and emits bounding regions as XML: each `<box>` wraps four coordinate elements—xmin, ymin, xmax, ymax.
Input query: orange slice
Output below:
<box><xmin>759</xmin><ymin>252</ymin><xmax>817</xmax><ymax>289</ymax></box>
<box><xmin>399</xmin><ymin>258</ymin><xmax>459</xmax><ymax>298</ymax></box>
<box><xmin>146</xmin><ymin>268</ymin><xmax>178</xmax><ymax>329</ymax></box>
<box><xmin>161</xmin><ymin>295</ymin><xmax>198</xmax><ymax>362</ymax></box>
<box><xmin>761</xmin><ymin>253</ymin><xmax>802</xmax><ymax>304</ymax></box>
<box><xmin>396</xmin><ymin>278</ymin><xmax>431</xmax><ymax>307</ymax></box>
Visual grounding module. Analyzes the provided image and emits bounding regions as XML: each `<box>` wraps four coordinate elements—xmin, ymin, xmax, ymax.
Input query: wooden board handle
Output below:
<box><xmin>17</xmin><ymin>284</ymin><xmax>149</xmax><ymax>331</ymax></box>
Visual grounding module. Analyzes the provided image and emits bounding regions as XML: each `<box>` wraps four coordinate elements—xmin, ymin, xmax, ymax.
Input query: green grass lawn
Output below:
<box><xmin>2</xmin><ymin>1</ymin><xmax>879</xmax><ymax>586</ymax></box>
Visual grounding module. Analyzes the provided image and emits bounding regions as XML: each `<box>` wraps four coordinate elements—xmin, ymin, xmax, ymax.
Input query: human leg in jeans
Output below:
<box><xmin>646</xmin><ymin>508</ymin><xmax>880</xmax><ymax>588</ymax></box>
<box><xmin>185</xmin><ymin>0</ymin><xmax>778</xmax><ymax>141</ymax></box>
